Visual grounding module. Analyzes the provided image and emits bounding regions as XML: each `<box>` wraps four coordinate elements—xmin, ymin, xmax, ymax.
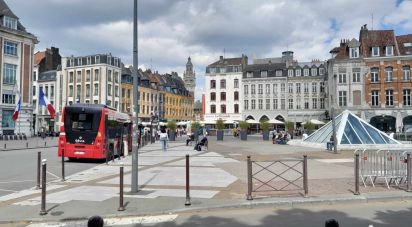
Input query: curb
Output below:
<box><xmin>5</xmin><ymin>192</ymin><xmax>412</xmax><ymax>225</ymax></box>
<box><xmin>0</xmin><ymin>145</ymin><xmax>58</xmax><ymax>152</ymax></box>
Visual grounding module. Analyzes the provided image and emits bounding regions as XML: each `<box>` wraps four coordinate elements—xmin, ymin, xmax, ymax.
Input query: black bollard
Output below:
<box><xmin>118</xmin><ymin>165</ymin><xmax>125</xmax><ymax>211</ymax></box>
<box><xmin>354</xmin><ymin>154</ymin><xmax>360</xmax><ymax>195</ymax></box>
<box><xmin>36</xmin><ymin>152</ymin><xmax>41</xmax><ymax>189</ymax></box>
<box><xmin>407</xmin><ymin>154</ymin><xmax>411</xmax><ymax>192</ymax></box>
<box><xmin>185</xmin><ymin>154</ymin><xmax>191</xmax><ymax>206</ymax></box>
<box><xmin>246</xmin><ymin>156</ymin><xmax>253</xmax><ymax>200</ymax></box>
<box><xmin>61</xmin><ymin>149</ymin><xmax>65</xmax><ymax>181</ymax></box>
<box><xmin>303</xmin><ymin>155</ymin><xmax>308</xmax><ymax>197</ymax></box>
<box><xmin>39</xmin><ymin>159</ymin><xmax>47</xmax><ymax>215</ymax></box>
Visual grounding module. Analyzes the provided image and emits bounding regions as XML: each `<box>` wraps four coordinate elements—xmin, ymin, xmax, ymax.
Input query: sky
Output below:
<box><xmin>7</xmin><ymin>0</ymin><xmax>412</xmax><ymax>101</ymax></box>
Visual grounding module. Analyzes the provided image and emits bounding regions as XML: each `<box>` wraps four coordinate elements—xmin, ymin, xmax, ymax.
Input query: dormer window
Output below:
<box><xmin>77</xmin><ymin>58</ymin><xmax>82</xmax><ymax>65</ymax></box>
<box><xmin>295</xmin><ymin>69</ymin><xmax>301</xmax><ymax>76</ymax></box>
<box><xmin>350</xmin><ymin>47</ymin><xmax>359</xmax><ymax>58</ymax></box>
<box><xmin>95</xmin><ymin>55</ymin><xmax>100</xmax><ymax>64</ymax></box>
<box><xmin>372</xmin><ymin>47</ymin><xmax>380</xmax><ymax>56</ymax></box>
<box><xmin>247</xmin><ymin>72</ymin><xmax>253</xmax><ymax>78</ymax></box>
<box><xmin>3</xmin><ymin>16</ymin><xmax>17</xmax><ymax>30</ymax></box>
<box><xmin>86</xmin><ymin>57</ymin><xmax>91</xmax><ymax>65</ymax></box>
<box><xmin>311</xmin><ymin>68</ymin><xmax>317</xmax><ymax>76</ymax></box>
<box><xmin>303</xmin><ymin>68</ymin><xmax>309</xmax><ymax>76</ymax></box>
<box><xmin>261</xmin><ymin>71</ymin><xmax>267</xmax><ymax>77</ymax></box>
<box><xmin>276</xmin><ymin>70</ymin><xmax>282</xmax><ymax>77</ymax></box>
<box><xmin>69</xmin><ymin>58</ymin><xmax>74</xmax><ymax>67</ymax></box>
<box><xmin>386</xmin><ymin>46</ymin><xmax>394</xmax><ymax>56</ymax></box>
<box><xmin>288</xmin><ymin>69</ymin><xmax>293</xmax><ymax>77</ymax></box>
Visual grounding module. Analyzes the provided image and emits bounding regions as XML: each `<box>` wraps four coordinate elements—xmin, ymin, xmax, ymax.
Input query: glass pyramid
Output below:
<box><xmin>304</xmin><ymin>110</ymin><xmax>400</xmax><ymax>145</ymax></box>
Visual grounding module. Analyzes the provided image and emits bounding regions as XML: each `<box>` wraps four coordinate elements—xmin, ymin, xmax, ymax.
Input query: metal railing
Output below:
<box><xmin>246</xmin><ymin>155</ymin><xmax>308</xmax><ymax>199</ymax></box>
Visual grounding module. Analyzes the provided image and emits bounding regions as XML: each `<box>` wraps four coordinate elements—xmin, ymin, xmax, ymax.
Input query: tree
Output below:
<box><xmin>167</xmin><ymin>120</ymin><xmax>177</xmax><ymax>131</ymax></box>
<box><xmin>260</xmin><ymin>120</ymin><xmax>270</xmax><ymax>131</ymax></box>
<box><xmin>216</xmin><ymin>119</ymin><xmax>225</xmax><ymax>130</ymax></box>
<box><xmin>239</xmin><ymin>121</ymin><xmax>250</xmax><ymax>131</ymax></box>
<box><xmin>285</xmin><ymin>121</ymin><xmax>294</xmax><ymax>132</ymax></box>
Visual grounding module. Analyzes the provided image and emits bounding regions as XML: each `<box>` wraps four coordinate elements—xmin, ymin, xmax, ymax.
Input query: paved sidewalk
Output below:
<box><xmin>0</xmin><ymin>138</ymin><xmax>411</xmax><ymax>225</ymax></box>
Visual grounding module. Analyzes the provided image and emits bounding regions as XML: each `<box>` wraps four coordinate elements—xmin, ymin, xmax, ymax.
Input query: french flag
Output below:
<box><xmin>12</xmin><ymin>98</ymin><xmax>21</xmax><ymax>121</ymax></box>
<box><xmin>39</xmin><ymin>87</ymin><xmax>56</xmax><ymax>118</ymax></box>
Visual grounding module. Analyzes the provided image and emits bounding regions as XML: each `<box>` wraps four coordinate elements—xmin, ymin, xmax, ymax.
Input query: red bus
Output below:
<box><xmin>58</xmin><ymin>104</ymin><xmax>132</xmax><ymax>160</ymax></box>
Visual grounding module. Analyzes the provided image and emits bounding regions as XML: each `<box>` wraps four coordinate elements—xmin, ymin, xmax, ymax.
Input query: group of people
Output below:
<box><xmin>272</xmin><ymin>131</ymin><xmax>291</xmax><ymax>144</ymax></box>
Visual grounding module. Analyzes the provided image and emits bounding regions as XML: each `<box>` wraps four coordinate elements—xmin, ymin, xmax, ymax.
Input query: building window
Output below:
<box><xmin>288</xmin><ymin>69</ymin><xmax>294</xmax><ymax>77</ymax></box>
<box><xmin>273</xmin><ymin>99</ymin><xmax>278</xmax><ymax>109</ymax></box>
<box><xmin>69</xmin><ymin>85</ymin><xmax>74</xmax><ymax>97</ymax></box>
<box><xmin>210</xmin><ymin>80</ymin><xmax>216</xmax><ymax>89</ymax></box>
<box><xmin>320</xmin><ymin>82</ymin><xmax>325</xmax><ymax>92</ymax></box>
<box><xmin>247</xmin><ymin>72</ymin><xmax>253</xmax><ymax>78</ymax></box>
<box><xmin>244</xmin><ymin>85</ymin><xmax>248</xmax><ymax>95</ymax></box>
<box><xmin>3</xmin><ymin>16</ymin><xmax>17</xmax><ymax>30</ymax></box>
<box><xmin>281</xmin><ymin>83</ymin><xmax>285</xmax><ymax>93</ymax></box>
<box><xmin>258</xmin><ymin>84</ymin><xmax>263</xmax><ymax>94</ymax></box>
<box><xmin>265</xmin><ymin>84</ymin><xmax>270</xmax><ymax>94</ymax></box>
<box><xmin>76</xmin><ymin>71</ymin><xmax>81</xmax><ymax>83</ymax></box>
<box><xmin>303</xmin><ymin>68</ymin><xmax>309</xmax><ymax>76</ymax></box>
<box><xmin>288</xmin><ymin>83</ymin><xmax>293</xmax><ymax>93</ymax></box>
<box><xmin>220</xmin><ymin>92</ymin><xmax>226</xmax><ymax>101</ymax></box>
<box><xmin>320</xmin><ymin>98</ymin><xmax>325</xmax><ymax>109</ymax></box>
<box><xmin>353</xmin><ymin>72</ymin><xmax>361</xmax><ymax>83</ymax></box>
<box><xmin>4</xmin><ymin>41</ymin><xmax>18</xmax><ymax>56</ymax></box>
<box><xmin>2</xmin><ymin>94</ymin><xmax>15</xmax><ymax>104</ymax></box>
<box><xmin>77</xmin><ymin>58</ymin><xmax>82</xmax><ymax>66</ymax></box>
<box><xmin>281</xmin><ymin>99</ymin><xmax>286</xmax><ymax>110</ymax></box>
<box><xmin>304</xmin><ymin>83</ymin><xmax>309</xmax><ymax>93</ymax></box>
<box><xmin>210</xmin><ymin>92</ymin><xmax>216</xmax><ymax>101</ymax></box>
<box><xmin>338</xmin><ymin>73</ymin><xmax>346</xmax><ymax>83</ymax></box>
<box><xmin>319</xmin><ymin>68</ymin><xmax>325</xmax><ymax>75</ymax></box>
<box><xmin>115</xmin><ymin>72</ymin><xmax>119</xmax><ymax>83</ymax></box>
<box><xmin>108</xmin><ymin>84</ymin><xmax>112</xmax><ymax>96</ymax></box>
<box><xmin>33</xmin><ymin>86</ymin><xmax>36</xmax><ymax>96</ymax></box>
<box><xmin>276</xmin><ymin>70</ymin><xmax>282</xmax><ymax>77</ymax></box>
<box><xmin>386</xmin><ymin>46</ymin><xmax>394</xmax><ymax>56</ymax></box>
<box><xmin>266</xmin><ymin>99</ymin><xmax>270</xmax><ymax>110</ymax></box>
<box><xmin>86</xmin><ymin>84</ymin><xmax>90</xmax><ymax>97</ymax></box>
<box><xmin>261</xmin><ymin>71</ymin><xmax>267</xmax><ymax>77</ymax></box>
<box><xmin>115</xmin><ymin>86</ymin><xmax>119</xmax><ymax>97</ymax></box>
<box><xmin>244</xmin><ymin>100</ymin><xmax>249</xmax><ymax>110</ymax></box>
<box><xmin>288</xmin><ymin>98</ymin><xmax>293</xmax><ymax>109</ymax></box>
<box><xmin>296</xmin><ymin>83</ymin><xmax>301</xmax><ymax>93</ymax></box>
<box><xmin>33</xmin><ymin>71</ymin><xmax>37</xmax><ymax>81</ymax></box>
<box><xmin>371</xmin><ymin>90</ymin><xmax>379</xmax><ymax>107</ymax></box>
<box><xmin>122</xmin><ymin>88</ymin><xmax>125</xmax><ymax>98</ymax></box>
<box><xmin>296</xmin><ymin>69</ymin><xmax>301</xmax><ymax>77</ymax></box>
<box><xmin>127</xmin><ymin>90</ymin><xmax>131</xmax><ymax>98</ymax></box>
<box><xmin>304</xmin><ymin>98</ymin><xmax>309</xmax><ymax>109</ymax></box>
<box><xmin>385</xmin><ymin>67</ymin><xmax>393</xmax><ymax>82</ymax></box>
<box><xmin>350</xmin><ymin>47</ymin><xmax>359</xmax><ymax>58</ymax></box>
<box><xmin>108</xmin><ymin>70</ymin><xmax>113</xmax><ymax>82</ymax></box>
<box><xmin>234</xmin><ymin>91</ymin><xmax>239</xmax><ymax>101</ymax></box>
<box><xmin>372</xmin><ymin>47</ymin><xmax>380</xmax><ymax>56</ymax></box>
<box><xmin>311</xmin><ymin>68</ymin><xmax>317</xmax><ymax>76</ymax></box>
<box><xmin>296</xmin><ymin>98</ymin><xmax>301</xmax><ymax>109</ymax></box>
<box><xmin>234</xmin><ymin>104</ymin><xmax>239</xmax><ymax>113</ymax></box>
<box><xmin>220</xmin><ymin>79</ymin><xmax>226</xmax><ymax>89</ymax></box>
<box><xmin>371</xmin><ymin>68</ymin><xmax>379</xmax><ymax>82</ymax></box>
<box><xmin>94</xmin><ymin>69</ymin><xmax>99</xmax><ymax>81</ymax></box>
<box><xmin>221</xmin><ymin>105</ymin><xmax>226</xmax><ymax>113</ymax></box>
<box><xmin>258</xmin><ymin>99</ymin><xmax>263</xmax><ymax>110</ymax></box>
<box><xmin>94</xmin><ymin>84</ymin><xmax>98</xmax><ymax>96</ymax></box>
<box><xmin>312</xmin><ymin>82</ymin><xmax>317</xmax><ymax>93</ymax></box>
<box><xmin>404</xmin><ymin>89</ymin><xmax>411</xmax><ymax>106</ymax></box>
<box><xmin>3</xmin><ymin>63</ymin><xmax>17</xmax><ymax>84</ymax></box>
<box><xmin>338</xmin><ymin>91</ymin><xmax>347</xmax><ymax>107</ymax></box>
<box><xmin>312</xmin><ymin>98</ymin><xmax>318</xmax><ymax>109</ymax></box>
<box><xmin>210</xmin><ymin>105</ymin><xmax>216</xmax><ymax>113</ymax></box>
<box><xmin>273</xmin><ymin>84</ymin><xmax>277</xmax><ymax>94</ymax></box>
<box><xmin>234</xmin><ymin>79</ymin><xmax>239</xmax><ymax>88</ymax></box>
<box><xmin>386</xmin><ymin>90</ymin><xmax>393</xmax><ymax>106</ymax></box>
<box><xmin>251</xmin><ymin>84</ymin><xmax>256</xmax><ymax>94</ymax></box>
<box><xmin>86</xmin><ymin>70</ymin><xmax>91</xmax><ymax>82</ymax></box>
<box><xmin>69</xmin><ymin>72</ymin><xmax>74</xmax><ymax>83</ymax></box>
<box><xmin>251</xmin><ymin>100</ymin><xmax>256</xmax><ymax>110</ymax></box>
<box><xmin>76</xmin><ymin>85</ymin><xmax>81</xmax><ymax>99</ymax></box>
<box><xmin>2</xmin><ymin>110</ymin><xmax>15</xmax><ymax>128</ymax></box>
<box><xmin>403</xmin><ymin>66</ymin><xmax>410</xmax><ymax>81</ymax></box>
<box><xmin>50</xmin><ymin>85</ymin><xmax>54</xmax><ymax>98</ymax></box>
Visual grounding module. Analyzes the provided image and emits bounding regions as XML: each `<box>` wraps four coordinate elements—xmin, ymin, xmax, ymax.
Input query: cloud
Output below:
<box><xmin>6</xmin><ymin>0</ymin><xmax>409</xmax><ymax>102</ymax></box>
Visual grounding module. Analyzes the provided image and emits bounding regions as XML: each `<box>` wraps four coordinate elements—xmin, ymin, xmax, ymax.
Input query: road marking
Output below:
<box><xmin>46</xmin><ymin>171</ymin><xmax>60</xmax><ymax>179</ymax></box>
<box><xmin>25</xmin><ymin>214</ymin><xmax>178</xmax><ymax>226</ymax></box>
<box><xmin>0</xmin><ymin>180</ymin><xmax>35</xmax><ymax>184</ymax></box>
<box><xmin>0</xmin><ymin>188</ymin><xmax>18</xmax><ymax>192</ymax></box>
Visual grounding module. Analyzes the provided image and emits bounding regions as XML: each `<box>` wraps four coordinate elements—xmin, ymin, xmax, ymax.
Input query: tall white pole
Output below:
<box><xmin>131</xmin><ymin>0</ymin><xmax>139</xmax><ymax>193</ymax></box>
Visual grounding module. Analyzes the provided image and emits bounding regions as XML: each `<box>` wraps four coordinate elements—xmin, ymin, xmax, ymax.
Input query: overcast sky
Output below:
<box><xmin>7</xmin><ymin>0</ymin><xmax>412</xmax><ymax>100</ymax></box>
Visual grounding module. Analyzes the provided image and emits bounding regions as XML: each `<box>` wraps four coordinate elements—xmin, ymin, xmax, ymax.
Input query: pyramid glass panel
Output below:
<box><xmin>304</xmin><ymin>110</ymin><xmax>401</xmax><ymax>145</ymax></box>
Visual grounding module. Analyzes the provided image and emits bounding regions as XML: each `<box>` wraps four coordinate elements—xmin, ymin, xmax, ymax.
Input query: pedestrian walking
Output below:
<box><xmin>159</xmin><ymin>128</ymin><xmax>168</xmax><ymax>151</ymax></box>
<box><xmin>325</xmin><ymin>219</ymin><xmax>339</xmax><ymax>227</ymax></box>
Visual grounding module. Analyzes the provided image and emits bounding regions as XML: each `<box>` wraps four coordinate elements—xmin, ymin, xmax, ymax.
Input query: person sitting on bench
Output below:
<box><xmin>194</xmin><ymin>136</ymin><xmax>208</xmax><ymax>151</ymax></box>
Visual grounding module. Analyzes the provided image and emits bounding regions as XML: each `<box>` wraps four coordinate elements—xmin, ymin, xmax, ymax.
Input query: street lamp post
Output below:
<box><xmin>131</xmin><ymin>0</ymin><xmax>139</xmax><ymax>193</ymax></box>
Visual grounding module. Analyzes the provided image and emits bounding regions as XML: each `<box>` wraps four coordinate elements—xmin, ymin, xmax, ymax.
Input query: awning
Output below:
<box><xmin>268</xmin><ymin>119</ymin><xmax>284</xmax><ymax>124</ymax></box>
<box><xmin>303</xmin><ymin>119</ymin><xmax>325</xmax><ymax>125</ymax></box>
<box><xmin>177</xmin><ymin>121</ymin><xmax>189</xmax><ymax>126</ymax></box>
<box><xmin>224</xmin><ymin>120</ymin><xmax>236</xmax><ymax>124</ymax></box>
<box><xmin>246</xmin><ymin>119</ymin><xmax>260</xmax><ymax>124</ymax></box>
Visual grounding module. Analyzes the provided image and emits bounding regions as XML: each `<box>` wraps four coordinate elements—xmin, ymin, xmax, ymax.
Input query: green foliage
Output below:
<box><xmin>239</xmin><ymin>121</ymin><xmax>250</xmax><ymax>130</ymax></box>
<box><xmin>285</xmin><ymin>121</ymin><xmax>294</xmax><ymax>131</ymax></box>
<box><xmin>304</xmin><ymin>121</ymin><xmax>316</xmax><ymax>131</ymax></box>
<box><xmin>216</xmin><ymin>119</ymin><xmax>225</xmax><ymax>130</ymax></box>
<box><xmin>167</xmin><ymin>120</ymin><xmax>177</xmax><ymax>131</ymax></box>
<box><xmin>260</xmin><ymin>120</ymin><xmax>270</xmax><ymax>131</ymax></box>
<box><xmin>191</xmin><ymin>121</ymin><xmax>201</xmax><ymax>132</ymax></box>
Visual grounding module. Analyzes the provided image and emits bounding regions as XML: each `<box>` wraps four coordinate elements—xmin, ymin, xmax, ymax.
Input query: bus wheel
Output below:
<box><xmin>68</xmin><ymin>157</ymin><xmax>76</xmax><ymax>162</ymax></box>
